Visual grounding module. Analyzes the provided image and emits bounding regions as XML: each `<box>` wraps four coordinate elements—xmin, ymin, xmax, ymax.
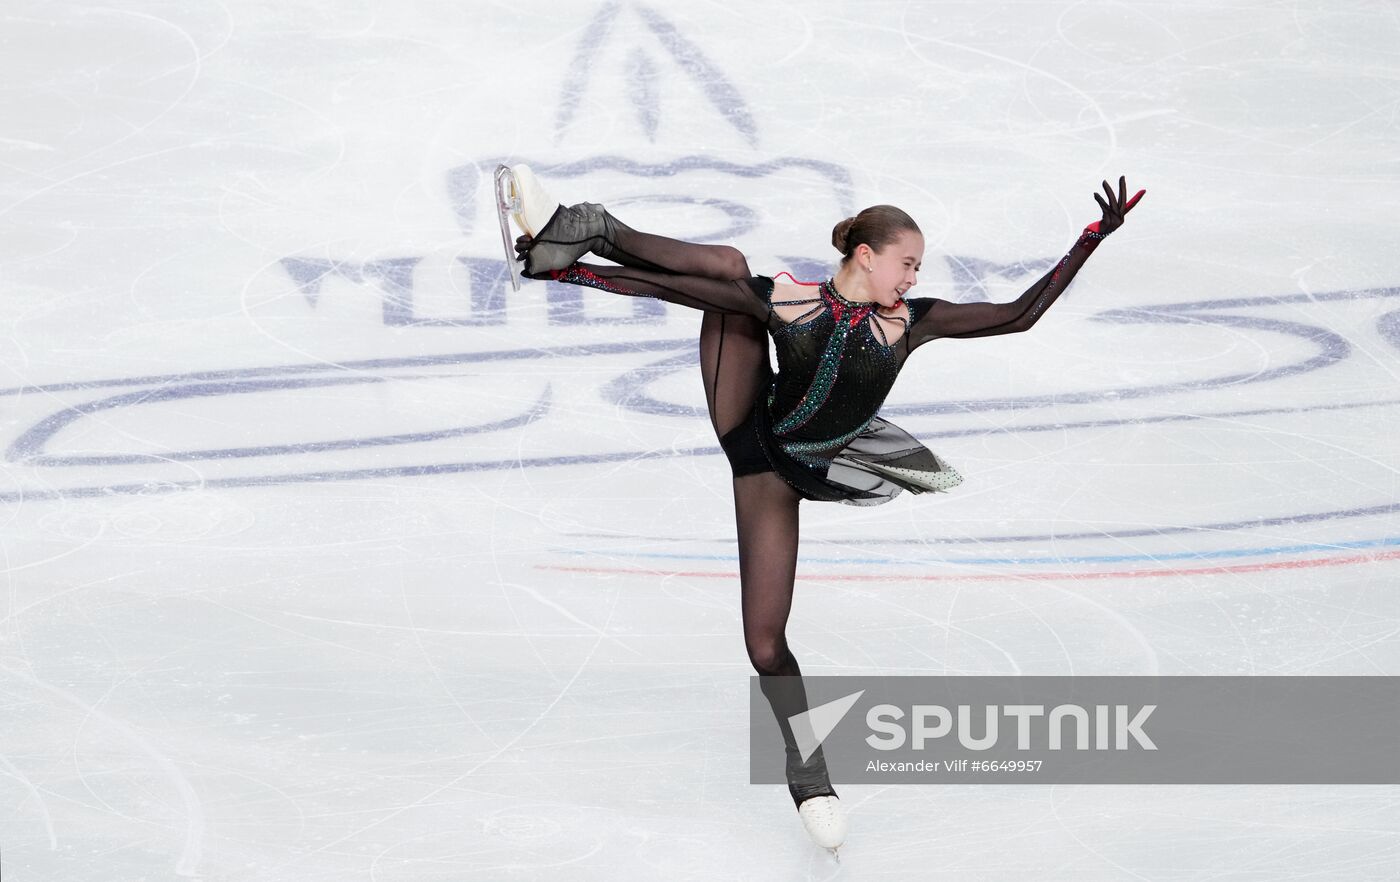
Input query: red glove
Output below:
<box><xmin>1085</xmin><ymin>175</ymin><xmax>1145</xmax><ymax>236</ymax></box>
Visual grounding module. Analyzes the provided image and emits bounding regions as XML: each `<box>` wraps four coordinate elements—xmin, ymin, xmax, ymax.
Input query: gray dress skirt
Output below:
<box><xmin>719</xmin><ymin>387</ymin><xmax>962</xmax><ymax>506</ymax></box>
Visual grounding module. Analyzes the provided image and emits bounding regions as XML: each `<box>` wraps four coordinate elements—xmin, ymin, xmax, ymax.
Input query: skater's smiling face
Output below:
<box><xmin>832</xmin><ymin>205</ymin><xmax>923</xmax><ymax>308</ymax></box>
<box><xmin>856</xmin><ymin>230</ymin><xmax>924</xmax><ymax>307</ymax></box>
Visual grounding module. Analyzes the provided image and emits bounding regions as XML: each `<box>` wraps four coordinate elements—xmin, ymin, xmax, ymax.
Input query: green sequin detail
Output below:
<box><xmin>772</xmin><ymin>294</ymin><xmax>853</xmax><ymax>435</ymax></box>
<box><xmin>778</xmin><ymin>416</ymin><xmax>878</xmax><ymax>468</ymax></box>
<box><xmin>768</xmin><ymin>278</ymin><xmax>904</xmax><ymax>465</ymax></box>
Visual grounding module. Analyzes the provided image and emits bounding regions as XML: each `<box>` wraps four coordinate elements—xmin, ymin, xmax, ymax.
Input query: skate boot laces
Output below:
<box><xmin>797</xmin><ymin>795</ymin><xmax>847</xmax><ymax>850</ymax></box>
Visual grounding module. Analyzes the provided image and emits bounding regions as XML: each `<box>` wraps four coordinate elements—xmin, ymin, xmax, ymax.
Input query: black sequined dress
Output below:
<box><xmin>736</xmin><ymin>276</ymin><xmax>961</xmax><ymax>505</ymax></box>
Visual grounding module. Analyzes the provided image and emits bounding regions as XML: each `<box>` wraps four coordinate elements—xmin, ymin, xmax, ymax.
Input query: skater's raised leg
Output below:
<box><xmin>534</xmin><ymin>260</ymin><xmax>773</xmax><ymax>320</ymax></box>
<box><xmin>504</xmin><ymin>165</ymin><xmax>753</xmax><ymax>281</ymax></box>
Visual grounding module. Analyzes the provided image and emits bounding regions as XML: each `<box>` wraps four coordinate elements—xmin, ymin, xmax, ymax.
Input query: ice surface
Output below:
<box><xmin>1</xmin><ymin>0</ymin><xmax>1398</xmax><ymax>878</ymax></box>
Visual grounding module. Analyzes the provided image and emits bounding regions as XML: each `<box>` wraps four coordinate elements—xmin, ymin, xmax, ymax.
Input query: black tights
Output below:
<box><xmin>530</xmin><ymin>215</ymin><xmax>836</xmax><ymax>806</ymax></box>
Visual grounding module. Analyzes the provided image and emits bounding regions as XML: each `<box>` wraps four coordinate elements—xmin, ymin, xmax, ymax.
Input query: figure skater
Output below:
<box><xmin>498</xmin><ymin>167</ymin><xmax>1145</xmax><ymax>857</ymax></box>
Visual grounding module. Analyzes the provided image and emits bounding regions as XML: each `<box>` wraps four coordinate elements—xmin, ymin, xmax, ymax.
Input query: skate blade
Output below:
<box><xmin>493</xmin><ymin>164</ymin><xmax>522</xmax><ymax>292</ymax></box>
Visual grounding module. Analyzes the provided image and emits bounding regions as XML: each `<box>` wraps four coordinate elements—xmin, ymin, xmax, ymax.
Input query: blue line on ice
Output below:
<box><xmin>557</xmin><ymin>535</ymin><xmax>1400</xmax><ymax>567</ymax></box>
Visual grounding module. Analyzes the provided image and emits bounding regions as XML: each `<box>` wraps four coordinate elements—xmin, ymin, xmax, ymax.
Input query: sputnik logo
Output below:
<box><xmin>789</xmin><ymin>690</ymin><xmax>865</xmax><ymax>762</ymax></box>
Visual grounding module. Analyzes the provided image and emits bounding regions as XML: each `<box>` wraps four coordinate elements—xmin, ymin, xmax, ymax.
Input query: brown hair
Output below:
<box><xmin>831</xmin><ymin>205</ymin><xmax>920</xmax><ymax>264</ymax></box>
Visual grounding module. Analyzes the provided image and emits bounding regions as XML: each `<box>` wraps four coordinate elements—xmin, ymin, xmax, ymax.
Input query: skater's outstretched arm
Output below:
<box><xmin>905</xmin><ymin>177</ymin><xmax>1144</xmax><ymax>348</ymax></box>
<box><xmin>904</xmin><ymin>229</ymin><xmax>1101</xmax><ymax>344</ymax></box>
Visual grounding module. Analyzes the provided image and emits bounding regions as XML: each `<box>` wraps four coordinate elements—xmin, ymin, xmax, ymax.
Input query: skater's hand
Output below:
<box><xmin>1085</xmin><ymin>175</ymin><xmax>1145</xmax><ymax>236</ymax></box>
<box><xmin>514</xmin><ymin>233</ymin><xmax>559</xmax><ymax>280</ymax></box>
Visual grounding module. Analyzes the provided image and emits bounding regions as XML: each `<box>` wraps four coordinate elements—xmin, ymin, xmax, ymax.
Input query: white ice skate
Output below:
<box><xmin>798</xmin><ymin>795</ymin><xmax>847</xmax><ymax>861</ymax></box>
<box><xmin>493</xmin><ymin>164</ymin><xmax>563</xmax><ymax>291</ymax></box>
<box><xmin>508</xmin><ymin>164</ymin><xmax>563</xmax><ymax>236</ymax></box>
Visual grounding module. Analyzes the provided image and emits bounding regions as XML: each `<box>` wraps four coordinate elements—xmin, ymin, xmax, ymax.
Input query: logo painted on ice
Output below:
<box><xmin>0</xmin><ymin>2</ymin><xmax>1385</xmax><ymax>502</ymax></box>
<box><xmin>282</xmin><ymin>1</ymin><xmax>1050</xmax><ymax>327</ymax></box>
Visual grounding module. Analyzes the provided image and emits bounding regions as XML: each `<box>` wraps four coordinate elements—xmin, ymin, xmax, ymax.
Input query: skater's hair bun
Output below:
<box><xmin>832</xmin><ymin>205</ymin><xmax>921</xmax><ymax>263</ymax></box>
<box><xmin>831</xmin><ymin>217</ymin><xmax>858</xmax><ymax>254</ymax></box>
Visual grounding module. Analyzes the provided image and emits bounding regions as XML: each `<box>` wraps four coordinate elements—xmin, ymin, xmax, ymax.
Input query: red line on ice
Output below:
<box><xmin>537</xmin><ymin>549</ymin><xmax>1400</xmax><ymax>583</ymax></box>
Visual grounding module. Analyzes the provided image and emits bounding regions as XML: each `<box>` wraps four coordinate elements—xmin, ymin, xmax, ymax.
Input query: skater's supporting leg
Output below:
<box><xmin>734</xmin><ymin>470</ymin><xmax>837</xmax><ymax>807</ymax></box>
